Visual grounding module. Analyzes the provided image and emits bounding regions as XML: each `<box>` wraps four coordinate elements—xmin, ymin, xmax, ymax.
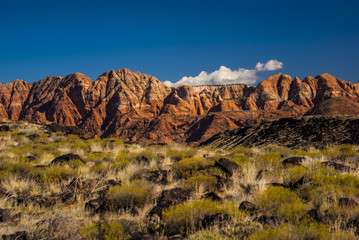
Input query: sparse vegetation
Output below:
<box><xmin>0</xmin><ymin>120</ymin><xmax>359</xmax><ymax>239</ymax></box>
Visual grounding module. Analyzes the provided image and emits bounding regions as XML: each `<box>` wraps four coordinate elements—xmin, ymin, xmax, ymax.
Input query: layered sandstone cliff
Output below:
<box><xmin>0</xmin><ymin>69</ymin><xmax>358</xmax><ymax>144</ymax></box>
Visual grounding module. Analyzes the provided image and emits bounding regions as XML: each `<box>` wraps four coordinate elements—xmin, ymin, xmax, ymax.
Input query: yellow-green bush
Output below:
<box><xmin>162</xmin><ymin>200</ymin><xmax>226</xmax><ymax>235</ymax></box>
<box><xmin>80</xmin><ymin>221</ymin><xmax>130</xmax><ymax>240</ymax></box>
<box><xmin>299</xmin><ymin>174</ymin><xmax>359</xmax><ymax>206</ymax></box>
<box><xmin>166</xmin><ymin>149</ymin><xmax>196</xmax><ymax>161</ymax></box>
<box><xmin>187</xmin><ymin>230</ymin><xmax>230</xmax><ymax>240</ymax></box>
<box><xmin>183</xmin><ymin>174</ymin><xmax>217</xmax><ymax>192</ymax></box>
<box><xmin>283</xmin><ymin>165</ymin><xmax>308</xmax><ymax>186</ymax></box>
<box><xmin>173</xmin><ymin>157</ymin><xmax>213</xmax><ymax>178</ymax></box>
<box><xmin>248</xmin><ymin>222</ymin><xmax>334</xmax><ymax>240</ymax></box>
<box><xmin>259</xmin><ymin>186</ymin><xmax>306</xmax><ymax>222</ymax></box>
<box><xmin>255</xmin><ymin>152</ymin><xmax>282</xmax><ymax>169</ymax></box>
<box><xmin>105</xmin><ymin>184</ymin><xmax>151</xmax><ymax>211</ymax></box>
<box><xmin>29</xmin><ymin>166</ymin><xmax>76</xmax><ymax>184</ymax></box>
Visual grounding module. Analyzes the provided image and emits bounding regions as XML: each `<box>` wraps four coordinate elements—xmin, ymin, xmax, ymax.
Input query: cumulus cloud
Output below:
<box><xmin>163</xmin><ymin>59</ymin><xmax>283</xmax><ymax>87</ymax></box>
<box><xmin>255</xmin><ymin>59</ymin><xmax>283</xmax><ymax>71</ymax></box>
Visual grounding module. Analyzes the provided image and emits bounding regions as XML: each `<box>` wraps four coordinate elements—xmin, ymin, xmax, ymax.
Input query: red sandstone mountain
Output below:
<box><xmin>0</xmin><ymin>69</ymin><xmax>358</xmax><ymax>144</ymax></box>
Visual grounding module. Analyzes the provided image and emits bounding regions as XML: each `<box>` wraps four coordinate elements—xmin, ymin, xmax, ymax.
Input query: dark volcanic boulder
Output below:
<box><xmin>2</xmin><ymin>231</ymin><xmax>28</xmax><ymax>240</ymax></box>
<box><xmin>347</xmin><ymin>218</ymin><xmax>359</xmax><ymax>235</ymax></box>
<box><xmin>130</xmin><ymin>232</ymin><xmax>156</xmax><ymax>240</ymax></box>
<box><xmin>339</xmin><ymin>197</ymin><xmax>359</xmax><ymax>207</ymax></box>
<box><xmin>287</xmin><ymin>176</ymin><xmax>305</xmax><ymax>190</ymax></box>
<box><xmin>322</xmin><ymin>161</ymin><xmax>353</xmax><ymax>172</ymax></box>
<box><xmin>201</xmin><ymin>213</ymin><xmax>230</xmax><ymax>229</ymax></box>
<box><xmin>200</xmin><ymin>192</ymin><xmax>222</xmax><ymax>201</ymax></box>
<box><xmin>256</xmin><ymin>215</ymin><xmax>282</xmax><ymax>226</ymax></box>
<box><xmin>85</xmin><ymin>198</ymin><xmax>106</xmax><ymax>212</ymax></box>
<box><xmin>282</xmin><ymin>157</ymin><xmax>305</xmax><ymax>166</ymax></box>
<box><xmin>214</xmin><ymin>158</ymin><xmax>240</xmax><ymax>176</ymax></box>
<box><xmin>49</xmin><ymin>153</ymin><xmax>86</xmax><ymax>166</ymax></box>
<box><xmin>149</xmin><ymin>188</ymin><xmax>190</xmax><ymax>218</ymax></box>
<box><xmin>256</xmin><ymin>169</ymin><xmax>269</xmax><ymax>180</ymax></box>
<box><xmin>300</xmin><ymin>209</ymin><xmax>327</xmax><ymax>223</ymax></box>
<box><xmin>0</xmin><ymin>208</ymin><xmax>11</xmax><ymax>222</ymax></box>
<box><xmin>239</xmin><ymin>201</ymin><xmax>256</xmax><ymax>213</ymax></box>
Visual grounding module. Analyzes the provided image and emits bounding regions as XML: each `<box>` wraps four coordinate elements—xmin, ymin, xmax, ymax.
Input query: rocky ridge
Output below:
<box><xmin>0</xmin><ymin>69</ymin><xmax>358</xmax><ymax>144</ymax></box>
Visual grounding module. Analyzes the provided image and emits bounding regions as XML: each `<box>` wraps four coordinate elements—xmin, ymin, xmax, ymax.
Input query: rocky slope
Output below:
<box><xmin>202</xmin><ymin>116</ymin><xmax>359</xmax><ymax>149</ymax></box>
<box><xmin>0</xmin><ymin>69</ymin><xmax>358</xmax><ymax>144</ymax></box>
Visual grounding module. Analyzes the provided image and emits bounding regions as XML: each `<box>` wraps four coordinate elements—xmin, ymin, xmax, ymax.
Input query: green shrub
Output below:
<box><xmin>167</xmin><ymin>149</ymin><xmax>196</xmax><ymax>161</ymax></box>
<box><xmin>248</xmin><ymin>222</ymin><xmax>332</xmax><ymax>240</ymax></box>
<box><xmin>80</xmin><ymin>221</ymin><xmax>130</xmax><ymax>240</ymax></box>
<box><xmin>231</xmin><ymin>153</ymin><xmax>249</xmax><ymax>166</ymax></box>
<box><xmin>259</xmin><ymin>186</ymin><xmax>306</xmax><ymax>222</ymax></box>
<box><xmin>173</xmin><ymin>157</ymin><xmax>213</xmax><ymax>178</ymax></box>
<box><xmin>183</xmin><ymin>174</ymin><xmax>217</xmax><ymax>192</ymax></box>
<box><xmin>105</xmin><ymin>184</ymin><xmax>150</xmax><ymax>211</ymax></box>
<box><xmin>283</xmin><ymin>165</ymin><xmax>308</xmax><ymax>186</ymax></box>
<box><xmin>299</xmin><ymin>174</ymin><xmax>359</xmax><ymax>206</ymax></box>
<box><xmin>187</xmin><ymin>230</ymin><xmax>230</xmax><ymax>240</ymax></box>
<box><xmin>255</xmin><ymin>152</ymin><xmax>282</xmax><ymax>169</ymax></box>
<box><xmin>29</xmin><ymin>166</ymin><xmax>76</xmax><ymax>184</ymax></box>
<box><xmin>162</xmin><ymin>200</ymin><xmax>226</xmax><ymax>235</ymax></box>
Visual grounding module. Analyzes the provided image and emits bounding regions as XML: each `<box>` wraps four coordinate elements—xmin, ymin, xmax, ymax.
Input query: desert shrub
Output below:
<box><xmin>33</xmin><ymin>214</ymin><xmax>83</xmax><ymax>240</ymax></box>
<box><xmin>231</xmin><ymin>153</ymin><xmax>249</xmax><ymax>166</ymax></box>
<box><xmin>259</xmin><ymin>186</ymin><xmax>306</xmax><ymax>222</ymax></box>
<box><xmin>105</xmin><ymin>183</ymin><xmax>151</xmax><ymax>211</ymax></box>
<box><xmin>229</xmin><ymin>146</ymin><xmax>252</xmax><ymax>156</ymax></box>
<box><xmin>254</xmin><ymin>152</ymin><xmax>282</xmax><ymax>169</ymax></box>
<box><xmin>86</xmin><ymin>152</ymin><xmax>111</xmax><ymax>163</ymax></box>
<box><xmin>166</xmin><ymin>149</ymin><xmax>196</xmax><ymax>161</ymax></box>
<box><xmin>80</xmin><ymin>221</ymin><xmax>130</xmax><ymax>240</ymax></box>
<box><xmin>90</xmin><ymin>163</ymin><xmax>111</xmax><ymax>175</ymax></box>
<box><xmin>173</xmin><ymin>157</ymin><xmax>213</xmax><ymax>178</ymax></box>
<box><xmin>187</xmin><ymin>230</ymin><xmax>230</xmax><ymax>240</ymax></box>
<box><xmin>162</xmin><ymin>200</ymin><xmax>226</xmax><ymax>235</ymax></box>
<box><xmin>247</xmin><ymin>222</ymin><xmax>332</xmax><ymax>240</ymax></box>
<box><xmin>183</xmin><ymin>174</ymin><xmax>217</xmax><ymax>192</ymax></box>
<box><xmin>283</xmin><ymin>165</ymin><xmax>308</xmax><ymax>186</ymax></box>
<box><xmin>29</xmin><ymin>166</ymin><xmax>76</xmax><ymax>184</ymax></box>
<box><xmin>300</xmin><ymin>174</ymin><xmax>359</xmax><ymax>205</ymax></box>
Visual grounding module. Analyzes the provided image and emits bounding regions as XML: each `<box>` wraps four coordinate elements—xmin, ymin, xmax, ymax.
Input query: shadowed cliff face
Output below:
<box><xmin>0</xmin><ymin>69</ymin><xmax>358</xmax><ymax>144</ymax></box>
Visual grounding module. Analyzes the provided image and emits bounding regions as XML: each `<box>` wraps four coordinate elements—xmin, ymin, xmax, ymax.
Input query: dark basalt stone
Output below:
<box><xmin>338</xmin><ymin>197</ymin><xmax>359</xmax><ymax>207</ymax></box>
<box><xmin>322</xmin><ymin>161</ymin><xmax>353</xmax><ymax>172</ymax></box>
<box><xmin>85</xmin><ymin>198</ymin><xmax>106</xmax><ymax>212</ymax></box>
<box><xmin>282</xmin><ymin>156</ymin><xmax>305</xmax><ymax>166</ymax></box>
<box><xmin>214</xmin><ymin>158</ymin><xmax>240</xmax><ymax>176</ymax></box>
<box><xmin>347</xmin><ymin>218</ymin><xmax>359</xmax><ymax>235</ymax></box>
<box><xmin>149</xmin><ymin>188</ymin><xmax>190</xmax><ymax>218</ymax></box>
<box><xmin>200</xmin><ymin>192</ymin><xmax>222</xmax><ymax>201</ymax></box>
<box><xmin>256</xmin><ymin>215</ymin><xmax>282</xmax><ymax>226</ymax></box>
<box><xmin>201</xmin><ymin>213</ymin><xmax>230</xmax><ymax>228</ymax></box>
<box><xmin>130</xmin><ymin>232</ymin><xmax>157</xmax><ymax>240</ymax></box>
<box><xmin>0</xmin><ymin>208</ymin><xmax>11</xmax><ymax>222</ymax></box>
<box><xmin>300</xmin><ymin>209</ymin><xmax>327</xmax><ymax>223</ymax></box>
<box><xmin>26</xmin><ymin>133</ymin><xmax>39</xmax><ymax>141</ymax></box>
<box><xmin>239</xmin><ymin>201</ymin><xmax>256</xmax><ymax>212</ymax></box>
<box><xmin>2</xmin><ymin>231</ymin><xmax>28</xmax><ymax>240</ymax></box>
<box><xmin>49</xmin><ymin>153</ymin><xmax>86</xmax><ymax>166</ymax></box>
<box><xmin>287</xmin><ymin>176</ymin><xmax>306</xmax><ymax>190</ymax></box>
<box><xmin>256</xmin><ymin>169</ymin><xmax>269</xmax><ymax>180</ymax></box>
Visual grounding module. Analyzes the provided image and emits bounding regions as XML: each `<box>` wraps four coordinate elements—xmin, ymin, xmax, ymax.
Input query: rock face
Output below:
<box><xmin>202</xmin><ymin>116</ymin><xmax>359</xmax><ymax>149</ymax></box>
<box><xmin>0</xmin><ymin>69</ymin><xmax>359</xmax><ymax>144</ymax></box>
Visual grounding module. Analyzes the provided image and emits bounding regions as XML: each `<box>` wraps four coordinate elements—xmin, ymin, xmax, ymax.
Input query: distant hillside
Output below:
<box><xmin>202</xmin><ymin>116</ymin><xmax>359</xmax><ymax>149</ymax></box>
<box><xmin>0</xmin><ymin>69</ymin><xmax>358</xmax><ymax>144</ymax></box>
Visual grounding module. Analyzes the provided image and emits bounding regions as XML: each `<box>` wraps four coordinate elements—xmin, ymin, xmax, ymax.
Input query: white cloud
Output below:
<box><xmin>255</xmin><ymin>59</ymin><xmax>283</xmax><ymax>71</ymax></box>
<box><xmin>164</xmin><ymin>59</ymin><xmax>283</xmax><ymax>87</ymax></box>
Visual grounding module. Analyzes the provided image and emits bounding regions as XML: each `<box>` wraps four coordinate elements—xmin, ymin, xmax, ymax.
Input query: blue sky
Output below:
<box><xmin>0</xmin><ymin>0</ymin><xmax>358</xmax><ymax>85</ymax></box>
